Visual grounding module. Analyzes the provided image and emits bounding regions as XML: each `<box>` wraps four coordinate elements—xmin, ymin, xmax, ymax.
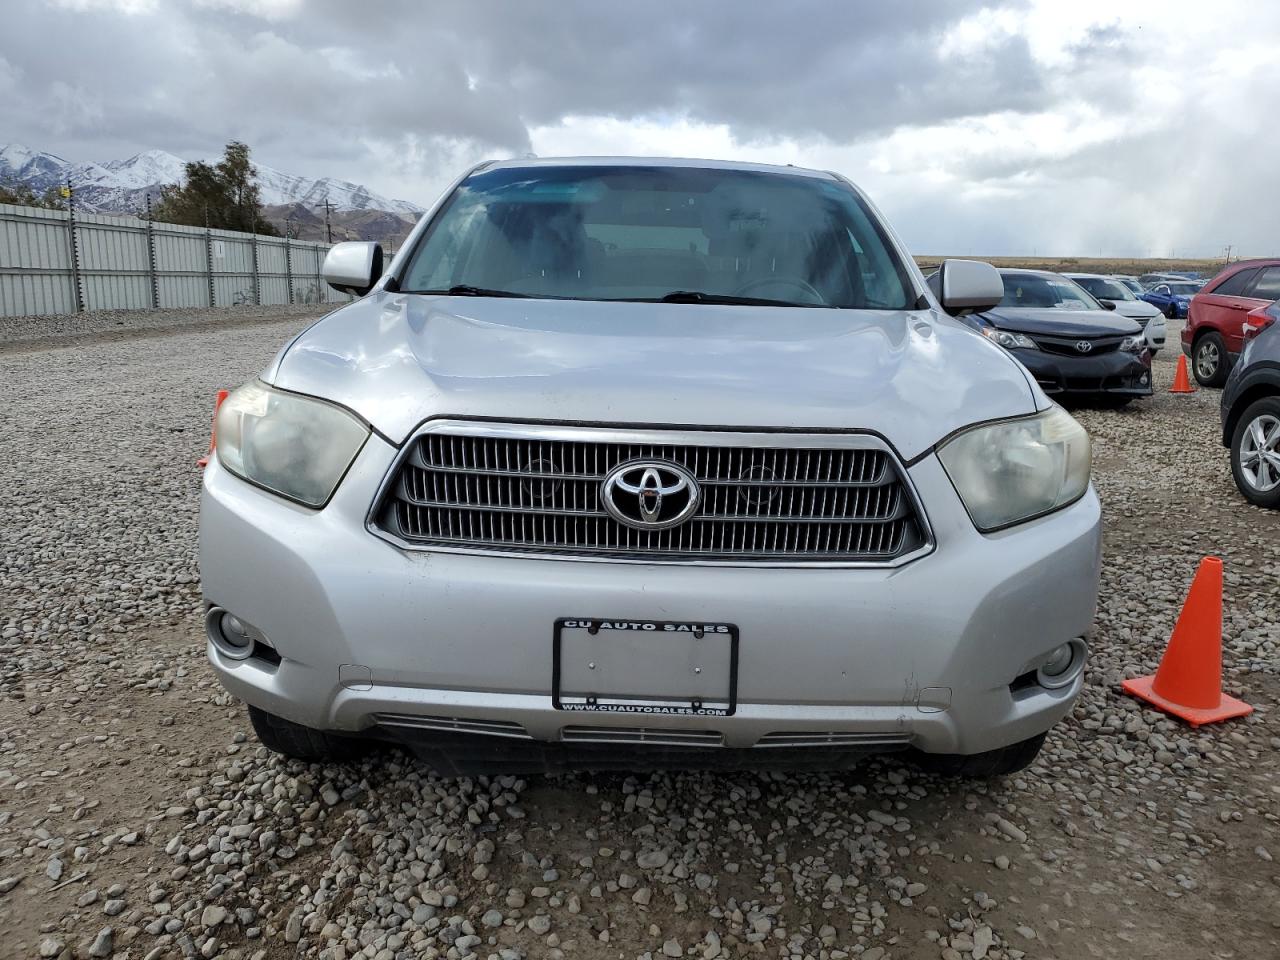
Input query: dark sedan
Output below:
<box><xmin>937</xmin><ymin>269</ymin><xmax>1152</xmax><ymax>406</ymax></box>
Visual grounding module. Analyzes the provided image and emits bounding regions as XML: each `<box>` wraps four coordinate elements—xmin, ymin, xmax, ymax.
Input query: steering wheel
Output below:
<box><xmin>732</xmin><ymin>275</ymin><xmax>826</xmax><ymax>304</ymax></box>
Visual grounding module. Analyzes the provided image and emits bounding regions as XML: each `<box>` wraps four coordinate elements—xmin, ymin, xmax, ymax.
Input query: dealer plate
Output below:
<box><xmin>552</xmin><ymin>618</ymin><xmax>738</xmax><ymax>717</ymax></box>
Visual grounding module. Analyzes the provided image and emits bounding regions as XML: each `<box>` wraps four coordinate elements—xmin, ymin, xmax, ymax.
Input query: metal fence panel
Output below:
<box><xmin>154</xmin><ymin>225</ymin><xmax>211</xmax><ymax>308</ymax></box>
<box><xmin>0</xmin><ymin>202</ymin><xmax>355</xmax><ymax>318</ymax></box>
<box><xmin>0</xmin><ymin>204</ymin><xmax>76</xmax><ymax>316</ymax></box>
<box><xmin>76</xmin><ymin>213</ymin><xmax>151</xmax><ymax>311</ymax></box>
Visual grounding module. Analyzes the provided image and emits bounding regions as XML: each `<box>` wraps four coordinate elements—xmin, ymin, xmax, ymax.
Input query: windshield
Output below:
<box><xmin>998</xmin><ymin>273</ymin><xmax>1103</xmax><ymax>311</ymax></box>
<box><xmin>400</xmin><ymin>164</ymin><xmax>916</xmax><ymax>309</ymax></box>
<box><xmin>1072</xmin><ymin>276</ymin><xmax>1135</xmax><ymax>301</ymax></box>
<box><xmin>1118</xmin><ymin>278</ymin><xmax>1144</xmax><ymax>295</ymax></box>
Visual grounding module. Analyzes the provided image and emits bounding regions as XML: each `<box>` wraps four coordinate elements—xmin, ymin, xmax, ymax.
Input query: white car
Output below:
<box><xmin>1063</xmin><ymin>273</ymin><xmax>1167</xmax><ymax>355</ymax></box>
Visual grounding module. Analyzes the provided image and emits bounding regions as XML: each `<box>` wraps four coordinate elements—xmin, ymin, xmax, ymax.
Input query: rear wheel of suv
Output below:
<box><xmin>248</xmin><ymin>705</ymin><xmax>370</xmax><ymax>763</ymax></box>
<box><xmin>1193</xmin><ymin>332</ymin><xmax>1228</xmax><ymax>387</ymax></box>
<box><xmin>911</xmin><ymin>732</ymin><xmax>1046</xmax><ymax>778</ymax></box>
<box><xmin>1229</xmin><ymin>396</ymin><xmax>1280</xmax><ymax>509</ymax></box>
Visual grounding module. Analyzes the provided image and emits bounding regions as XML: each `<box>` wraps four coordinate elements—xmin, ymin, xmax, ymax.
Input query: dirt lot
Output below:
<box><xmin>1</xmin><ymin>307</ymin><xmax>1277</xmax><ymax>960</ymax></box>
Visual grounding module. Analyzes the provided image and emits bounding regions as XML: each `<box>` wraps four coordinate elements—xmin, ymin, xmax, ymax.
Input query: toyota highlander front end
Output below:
<box><xmin>200</xmin><ymin>158</ymin><xmax>1101</xmax><ymax>776</ymax></box>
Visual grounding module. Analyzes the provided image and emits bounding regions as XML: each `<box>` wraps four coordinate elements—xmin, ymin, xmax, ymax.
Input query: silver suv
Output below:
<box><xmin>200</xmin><ymin>158</ymin><xmax>1099</xmax><ymax>777</ymax></box>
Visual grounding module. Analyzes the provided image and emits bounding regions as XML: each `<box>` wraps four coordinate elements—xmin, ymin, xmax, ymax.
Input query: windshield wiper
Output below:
<box><xmin>651</xmin><ymin>290</ymin><xmax>823</xmax><ymax>308</ymax></box>
<box><xmin>424</xmin><ymin>284</ymin><xmax>532</xmax><ymax>299</ymax></box>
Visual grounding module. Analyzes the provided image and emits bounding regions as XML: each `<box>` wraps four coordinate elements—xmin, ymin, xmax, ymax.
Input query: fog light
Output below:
<box><xmin>205</xmin><ymin>606</ymin><xmax>256</xmax><ymax>661</ymax></box>
<box><xmin>1041</xmin><ymin>643</ymin><xmax>1073</xmax><ymax>677</ymax></box>
<box><xmin>1035</xmin><ymin>640</ymin><xmax>1085</xmax><ymax>690</ymax></box>
<box><xmin>222</xmin><ymin>614</ymin><xmax>249</xmax><ymax>641</ymax></box>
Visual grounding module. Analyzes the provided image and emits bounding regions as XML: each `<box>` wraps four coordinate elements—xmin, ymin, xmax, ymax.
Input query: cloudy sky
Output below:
<box><xmin>2</xmin><ymin>0</ymin><xmax>1276</xmax><ymax>257</ymax></box>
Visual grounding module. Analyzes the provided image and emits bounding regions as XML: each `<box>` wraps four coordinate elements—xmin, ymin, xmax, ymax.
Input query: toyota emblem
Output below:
<box><xmin>1074</xmin><ymin>340</ymin><xmax>1093</xmax><ymax>353</ymax></box>
<box><xmin>601</xmin><ymin>461</ymin><xmax>700</xmax><ymax>530</ymax></box>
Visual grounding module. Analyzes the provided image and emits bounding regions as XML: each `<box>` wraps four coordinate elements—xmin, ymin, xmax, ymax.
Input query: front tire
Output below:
<box><xmin>1193</xmin><ymin>332</ymin><xmax>1228</xmax><ymax>387</ymax></box>
<box><xmin>248</xmin><ymin>705</ymin><xmax>370</xmax><ymax>763</ymax></box>
<box><xmin>1230</xmin><ymin>397</ymin><xmax>1280</xmax><ymax>509</ymax></box>
<box><xmin>911</xmin><ymin>732</ymin><xmax>1047</xmax><ymax>778</ymax></box>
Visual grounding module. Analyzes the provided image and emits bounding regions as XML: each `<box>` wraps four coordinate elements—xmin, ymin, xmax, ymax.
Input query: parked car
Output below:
<box><xmin>1111</xmin><ymin>275</ymin><xmax>1145</xmax><ymax>296</ymax></box>
<box><xmin>1063</xmin><ymin>272</ymin><xmax>1166</xmax><ymax>354</ymax></box>
<box><xmin>1138</xmin><ymin>272</ymin><xmax>1189</xmax><ymax>288</ymax></box>
<box><xmin>930</xmin><ymin>268</ymin><xmax>1151</xmax><ymax>406</ymax></box>
<box><xmin>1183</xmin><ymin>259</ymin><xmax>1280</xmax><ymax>386</ymax></box>
<box><xmin>1140</xmin><ymin>279</ymin><xmax>1200</xmax><ymax>319</ymax></box>
<box><xmin>200</xmin><ymin>158</ymin><xmax>1100</xmax><ymax>778</ymax></box>
<box><xmin>1219</xmin><ymin>300</ymin><xmax>1280</xmax><ymax>507</ymax></box>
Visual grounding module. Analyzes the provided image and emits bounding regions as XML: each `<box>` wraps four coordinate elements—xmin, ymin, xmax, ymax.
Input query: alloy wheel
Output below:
<box><xmin>1239</xmin><ymin>413</ymin><xmax>1280</xmax><ymax>493</ymax></box>
<box><xmin>1195</xmin><ymin>341</ymin><xmax>1220</xmax><ymax>381</ymax></box>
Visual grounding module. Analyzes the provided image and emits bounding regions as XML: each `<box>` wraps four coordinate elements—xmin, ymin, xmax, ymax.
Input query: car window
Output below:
<box><xmin>1164</xmin><ymin>282</ymin><xmax>1199</xmax><ymax>296</ymax></box>
<box><xmin>1208</xmin><ymin>268</ymin><xmax>1259</xmax><ymax>297</ymax></box>
<box><xmin>401</xmin><ymin>165</ymin><xmax>916</xmax><ymax>309</ymax></box>
<box><xmin>1072</xmin><ymin>277</ymin><xmax>1134</xmax><ymax>301</ymax></box>
<box><xmin>1245</xmin><ymin>267</ymin><xmax>1280</xmax><ymax>301</ymax></box>
<box><xmin>999</xmin><ymin>273</ymin><xmax>1100</xmax><ymax>310</ymax></box>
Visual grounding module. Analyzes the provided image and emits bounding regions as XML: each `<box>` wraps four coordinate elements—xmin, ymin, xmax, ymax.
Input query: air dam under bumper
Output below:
<box><xmin>200</xmin><ymin>434</ymin><xmax>1101</xmax><ymax>762</ymax></box>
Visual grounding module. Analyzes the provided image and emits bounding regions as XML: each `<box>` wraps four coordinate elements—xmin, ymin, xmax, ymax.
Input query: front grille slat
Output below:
<box><xmin>375</xmin><ymin>428</ymin><xmax>928</xmax><ymax>564</ymax></box>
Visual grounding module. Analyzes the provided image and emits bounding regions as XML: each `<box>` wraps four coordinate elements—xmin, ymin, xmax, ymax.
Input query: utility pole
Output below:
<box><xmin>322</xmin><ymin>199</ymin><xmax>333</xmax><ymax>244</ymax></box>
<box><xmin>1224</xmin><ymin>244</ymin><xmax>1233</xmax><ymax>264</ymax></box>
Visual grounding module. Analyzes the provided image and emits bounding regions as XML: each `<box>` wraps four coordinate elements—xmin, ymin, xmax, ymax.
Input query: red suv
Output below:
<box><xmin>1183</xmin><ymin>259</ymin><xmax>1280</xmax><ymax>386</ymax></box>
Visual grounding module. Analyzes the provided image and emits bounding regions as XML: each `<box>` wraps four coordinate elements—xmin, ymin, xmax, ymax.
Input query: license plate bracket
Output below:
<box><xmin>552</xmin><ymin>618</ymin><xmax>739</xmax><ymax>717</ymax></box>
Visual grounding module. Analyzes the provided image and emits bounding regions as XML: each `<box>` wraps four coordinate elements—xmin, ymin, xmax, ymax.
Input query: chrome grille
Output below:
<box><xmin>372</xmin><ymin>423</ymin><xmax>929</xmax><ymax>564</ymax></box>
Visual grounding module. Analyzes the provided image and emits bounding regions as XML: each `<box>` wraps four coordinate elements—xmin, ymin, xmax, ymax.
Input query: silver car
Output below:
<box><xmin>200</xmin><ymin>157</ymin><xmax>1100</xmax><ymax>777</ymax></box>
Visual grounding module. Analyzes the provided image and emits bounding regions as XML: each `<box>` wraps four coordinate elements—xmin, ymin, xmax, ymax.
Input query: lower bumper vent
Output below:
<box><xmin>374</xmin><ymin>714</ymin><xmax>531</xmax><ymax>740</ymax></box>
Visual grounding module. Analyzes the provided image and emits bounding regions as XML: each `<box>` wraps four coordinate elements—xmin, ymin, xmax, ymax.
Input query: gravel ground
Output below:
<box><xmin>0</xmin><ymin>304</ymin><xmax>332</xmax><ymax>355</ymax></box>
<box><xmin>1</xmin><ymin>309</ymin><xmax>1277</xmax><ymax>960</ymax></box>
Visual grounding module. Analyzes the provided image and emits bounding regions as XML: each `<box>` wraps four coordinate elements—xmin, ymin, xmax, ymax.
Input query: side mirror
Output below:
<box><xmin>936</xmin><ymin>259</ymin><xmax>1004</xmax><ymax>316</ymax></box>
<box><xmin>323</xmin><ymin>241</ymin><xmax>384</xmax><ymax>296</ymax></box>
<box><xmin>1100</xmin><ymin>300</ymin><xmax>1117</xmax><ymax>311</ymax></box>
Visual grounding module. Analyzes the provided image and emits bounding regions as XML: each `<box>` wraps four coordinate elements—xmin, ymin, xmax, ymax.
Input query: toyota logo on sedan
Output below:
<box><xmin>1074</xmin><ymin>340</ymin><xmax>1094</xmax><ymax>353</ymax></box>
<box><xmin>602</xmin><ymin>461</ymin><xmax>700</xmax><ymax>530</ymax></box>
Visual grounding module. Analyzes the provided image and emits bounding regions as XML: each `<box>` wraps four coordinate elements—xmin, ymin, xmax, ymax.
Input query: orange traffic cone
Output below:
<box><xmin>1121</xmin><ymin>557</ymin><xmax>1252</xmax><ymax>727</ymax></box>
<box><xmin>197</xmin><ymin>389</ymin><xmax>230</xmax><ymax>468</ymax></box>
<box><xmin>1170</xmin><ymin>354</ymin><xmax>1195</xmax><ymax>393</ymax></box>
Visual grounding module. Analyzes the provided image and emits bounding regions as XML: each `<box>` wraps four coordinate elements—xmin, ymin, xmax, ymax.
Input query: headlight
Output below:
<box><xmin>938</xmin><ymin>407</ymin><xmax>1091</xmax><ymax>532</ymax></box>
<box><xmin>982</xmin><ymin>327</ymin><xmax>1038</xmax><ymax>350</ymax></box>
<box><xmin>1120</xmin><ymin>335</ymin><xmax>1144</xmax><ymax>353</ymax></box>
<box><xmin>215</xmin><ymin>381</ymin><xmax>370</xmax><ymax>507</ymax></box>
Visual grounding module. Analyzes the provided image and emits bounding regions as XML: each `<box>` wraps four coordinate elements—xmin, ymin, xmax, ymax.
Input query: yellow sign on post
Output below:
<box><xmin>59</xmin><ymin>185</ymin><xmax>71</xmax><ymax>199</ymax></box>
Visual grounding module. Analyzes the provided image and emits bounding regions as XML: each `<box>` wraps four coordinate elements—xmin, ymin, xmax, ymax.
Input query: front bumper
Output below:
<box><xmin>200</xmin><ymin>436</ymin><xmax>1102</xmax><ymax>762</ymax></box>
<box><xmin>1140</xmin><ymin>316</ymin><xmax>1167</xmax><ymax>351</ymax></box>
<box><xmin>1011</xmin><ymin>347</ymin><xmax>1153</xmax><ymax>397</ymax></box>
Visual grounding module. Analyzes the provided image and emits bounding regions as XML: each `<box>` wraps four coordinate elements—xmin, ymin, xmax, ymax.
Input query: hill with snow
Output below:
<box><xmin>0</xmin><ymin>143</ymin><xmax>424</xmax><ymax>217</ymax></box>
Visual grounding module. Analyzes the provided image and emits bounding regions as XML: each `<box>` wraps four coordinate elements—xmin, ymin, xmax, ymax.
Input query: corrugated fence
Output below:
<box><xmin>0</xmin><ymin>202</ymin><xmax>354</xmax><ymax>318</ymax></box>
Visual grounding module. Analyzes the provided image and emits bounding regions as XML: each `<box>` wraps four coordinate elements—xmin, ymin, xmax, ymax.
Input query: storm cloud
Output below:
<box><xmin>2</xmin><ymin>0</ymin><xmax>1276</xmax><ymax>256</ymax></box>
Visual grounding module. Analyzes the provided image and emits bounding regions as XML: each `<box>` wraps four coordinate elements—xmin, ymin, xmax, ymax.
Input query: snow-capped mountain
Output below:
<box><xmin>0</xmin><ymin>143</ymin><xmax>424</xmax><ymax>216</ymax></box>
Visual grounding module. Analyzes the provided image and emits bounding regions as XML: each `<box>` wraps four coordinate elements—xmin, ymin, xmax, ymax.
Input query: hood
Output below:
<box><xmin>268</xmin><ymin>294</ymin><xmax>1039</xmax><ymax>461</ymax></box>
<box><xmin>979</xmin><ymin>306</ymin><xmax>1142</xmax><ymax>338</ymax></box>
<box><xmin>1106</xmin><ymin>300</ymin><xmax>1163</xmax><ymax>320</ymax></box>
